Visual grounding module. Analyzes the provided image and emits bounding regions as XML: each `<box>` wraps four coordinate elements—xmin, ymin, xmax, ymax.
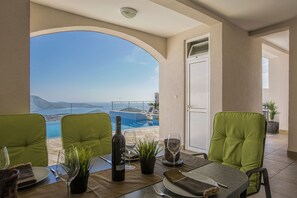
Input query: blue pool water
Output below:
<box><xmin>46</xmin><ymin>118</ymin><xmax>159</xmax><ymax>139</ymax></box>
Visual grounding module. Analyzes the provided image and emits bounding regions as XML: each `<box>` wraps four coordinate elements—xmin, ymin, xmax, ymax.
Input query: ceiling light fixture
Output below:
<box><xmin>120</xmin><ymin>7</ymin><xmax>137</xmax><ymax>19</ymax></box>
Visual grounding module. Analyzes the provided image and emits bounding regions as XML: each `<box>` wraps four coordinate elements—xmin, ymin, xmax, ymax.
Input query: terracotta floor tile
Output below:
<box><xmin>250</xmin><ymin>187</ymin><xmax>290</xmax><ymax>198</ymax></box>
<box><xmin>250</xmin><ymin>133</ymin><xmax>296</xmax><ymax>197</ymax></box>
<box><xmin>273</xmin><ymin>164</ymin><xmax>297</xmax><ymax>185</ymax></box>
<box><xmin>269</xmin><ymin>177</ymin><xmax>297</xmax><ymax>198</ymax></box>
<box><xmin>265</xmin><ymin>152</ymin><xmax>295</xmax><ymax>164</ymax></box>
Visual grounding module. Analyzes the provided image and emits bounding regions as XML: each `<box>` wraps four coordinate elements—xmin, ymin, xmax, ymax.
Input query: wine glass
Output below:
<box><xmin>0</xmin><ymin>146</ymin><xmax>10</xmax><ymax>170</ymax></box>
<box><xmin>167</xmin><ymin>133</ymin><xmax>181</xmax><ymax>168</ymax></box>
<box><xmin>124</xmin><ymin>131</ymin><xmax>137</xmax><ymax>170</ymax></box>
<box><xmin>56</xmin><ymin>148</ymin><xmax>80</xmax><ymax>197</ymax></box>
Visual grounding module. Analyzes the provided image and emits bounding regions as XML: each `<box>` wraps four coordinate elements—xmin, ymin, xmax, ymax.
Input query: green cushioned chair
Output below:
<box><xmin>196</xmin><ymin>112</ymin><xmax>271</xmax><ymax>197</ymax></box>
<box><xmin>0</xmin><ymin>114</ymin><xmax>48</xmax><ymax>167</ymax></box>
<box><xmin>61</xmin><ymin>113</ymin><xmax>112</xmax><ymax>157</ymax></box>
<box><xmin>195</xmin><ymin>112</ymin><xmax>271</xmax><ymax>198</ymax></box>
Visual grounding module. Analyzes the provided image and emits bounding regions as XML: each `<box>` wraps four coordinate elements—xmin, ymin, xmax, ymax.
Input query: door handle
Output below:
<box><xmin>187</xmin><ymin>105</ymin><xmax>191</xmax><ymax>111</ymax></box>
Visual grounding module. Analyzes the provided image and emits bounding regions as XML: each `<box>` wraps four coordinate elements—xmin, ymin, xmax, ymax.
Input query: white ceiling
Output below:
<box><xmin>31</xmin><ymin>0</ymin><xmax>294</xmax><ymax>50</ymax></box>
<box><xmin>31</xmin><ymin>0</ymin><xmax>202</xmax><ymax>38</ymax></box>
<box><xmin>262</xmin><ymin>30</ymin><xmax>289</xmax><ymax>52</ymax></box>
<box><xmin>192</xmin><ymin>0</ymin><xmax>297</xmax><ymax>31</ymax></box>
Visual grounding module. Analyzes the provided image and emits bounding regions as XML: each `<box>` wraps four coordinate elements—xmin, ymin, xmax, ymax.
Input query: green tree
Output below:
<box><xmin>149</xmin><ymin>102</ymin><xmax>159</xmax><ymax>110</ymax></box>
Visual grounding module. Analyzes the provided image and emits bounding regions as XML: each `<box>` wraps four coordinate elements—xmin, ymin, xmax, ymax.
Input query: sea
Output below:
<box><xmin>32</xmin><ymin>102</ymin><xmax>112</xmax><ymax>115</ymax></box>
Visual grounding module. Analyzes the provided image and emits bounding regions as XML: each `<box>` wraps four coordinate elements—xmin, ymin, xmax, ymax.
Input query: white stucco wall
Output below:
<box><xmin>288</xmin><ymin>18</ymin><xmax>297</xmax><ymax>152</ymax></box>
<box><xmin>0</xmin><ymin>0</ymin><xmax>30</xmax><ymax>114</ymax></box>
<box><xmin>222</xmin><ymin>22</ymin><xmax>262</xmax><ymax>113</ymax></box>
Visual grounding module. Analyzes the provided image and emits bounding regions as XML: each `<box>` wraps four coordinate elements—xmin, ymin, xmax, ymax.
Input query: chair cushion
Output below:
<box><xmin>208</xmin><ymin>112</ymin><xmax>266</xmax><ymax>194</ymax></box>
<box><xmin>61</xmin><ymin>113</ymin><xmax>112</xmax><ymax>156</ymax></box>
<box><xmin>0</xmin><ymin>114</ymin><xmax>48</xmax><ymax>167</ymax></box>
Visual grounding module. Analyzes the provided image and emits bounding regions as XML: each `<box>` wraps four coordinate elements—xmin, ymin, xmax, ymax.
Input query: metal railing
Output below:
<box><xmin>111</xmin><ymin>101</ymin><xmax>154</xmax><ymax>112</ymax></box>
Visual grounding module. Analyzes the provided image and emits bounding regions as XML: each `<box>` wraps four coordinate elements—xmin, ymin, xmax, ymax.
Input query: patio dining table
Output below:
<box><xmin>18</xmin><ymin>153</ymin><xmax>249</xmax><ymax>198</ymax></box>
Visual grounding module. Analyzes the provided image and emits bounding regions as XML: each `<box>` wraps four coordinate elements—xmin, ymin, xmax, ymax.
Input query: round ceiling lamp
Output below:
<box><xmin>120</xmin><ymin>7</ymin><xmax>137</xmax><ymax>19</ymax></box>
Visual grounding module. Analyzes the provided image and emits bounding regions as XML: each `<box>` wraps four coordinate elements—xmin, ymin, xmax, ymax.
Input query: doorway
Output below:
<box><xmin>261</xmin><ymin>30</ymin><xmax>289</xmax><ymax>135</ymax></box>
<box><xmin>185</xmin><ymin>35</ymin><xmax>210</xmax><ymax>153</ymax></box>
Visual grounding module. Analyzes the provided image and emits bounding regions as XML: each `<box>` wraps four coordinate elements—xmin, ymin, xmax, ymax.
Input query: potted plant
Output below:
<box><xmin>148</xmin><ymin>102</ymin><xmax>159</xmax><ymax>111</ymax></box>
<box><xmin>136</xmin><ymin>139</ymin><xmax>161</xmax><ymax>174</ymax></box>
<box><xmin>266</xmin><ymin>100</ymin><xmax>279</xmax><ymax>134</ymax></box>
<box><xmin>70</xmin><ymin>146</ymin><xmax>94</xmax><ymax>194</ymax></box>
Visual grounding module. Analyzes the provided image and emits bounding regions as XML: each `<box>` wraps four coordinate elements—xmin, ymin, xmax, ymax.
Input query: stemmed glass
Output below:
<box><xmin>0</xmin><ymin>146</ymin><xmax>10</xmax><ymax>170</ymax></box>
<box><xmin>167</xmin><ymin>133</ymin><xmax>181</xmax><ymax>168</ymax></box>
<box><xmin>124</xmin><ymin>131</ymin><xmax>137</xmax><ymax>170</ymax></box>
<box><xmin>56</xmin><ymin>148</ymin><xmax>80</xmax><ymax>197</ymax></box>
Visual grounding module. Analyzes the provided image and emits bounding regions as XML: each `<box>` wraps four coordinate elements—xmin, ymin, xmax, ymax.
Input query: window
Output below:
<box><xmin>187</xmin><ymin>37</ymin><xmax>209</xmax><ymax>58</ymax></box>
<box><xmin>262</xmin><ymin>57</ymin><xmax>269</xmax><ymax>89</ymax></box>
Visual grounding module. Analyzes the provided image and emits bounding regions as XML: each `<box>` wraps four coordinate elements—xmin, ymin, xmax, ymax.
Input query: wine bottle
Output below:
<box><xmin>112</xmin><ymin>116</ymin><xmax>125</xmax><ymax>181</ymax></box>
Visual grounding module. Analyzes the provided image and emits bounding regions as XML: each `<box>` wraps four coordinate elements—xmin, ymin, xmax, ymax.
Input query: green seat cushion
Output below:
<box><xmin>0</xmin><ymin>114</ymin><xmax>48</xmax><ymax>167</ymax></box>
<box><xmin>208</xmin><ymin>112</ymin><xmax>266</xmax><ymax>194</ymax></box>
<box><xmin>61</xmin><ymin>113</ymin><xmax>112</xmax><ymax>156</ymax></box>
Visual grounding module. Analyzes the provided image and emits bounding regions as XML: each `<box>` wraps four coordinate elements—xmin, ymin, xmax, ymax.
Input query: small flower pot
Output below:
<box><xmin>140</xmin><ymin>157</ymin><xmax>156</xmax><ymax>174</ymax></box>
<box><xmin>70</xmin><ymin>172</ymin><xmax>89</xmax><ymax>194</ymax></box>
<box><xmin>267</xmin><ymin>121</ymin><xmax>279</xmax><ymax>134</ymax></box>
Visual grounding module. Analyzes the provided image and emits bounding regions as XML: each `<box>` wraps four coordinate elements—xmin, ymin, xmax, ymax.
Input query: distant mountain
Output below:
<box><xmin>30</xmin><ymin>95</ymin><xmax>100</xmax><ymax>111</ymax></box>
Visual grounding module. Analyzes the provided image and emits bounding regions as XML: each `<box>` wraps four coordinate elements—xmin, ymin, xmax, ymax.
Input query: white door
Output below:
<box><xmin>186</xmin><ymin>57</ymin><xmax>210</xmax><ymax>153</ymax></box>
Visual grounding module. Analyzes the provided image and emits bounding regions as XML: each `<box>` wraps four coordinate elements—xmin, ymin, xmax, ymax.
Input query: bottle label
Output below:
<box><xmin>116</xmin><ymin>164</ymin><xmax>125</xmax><ymax>171</ymax></box>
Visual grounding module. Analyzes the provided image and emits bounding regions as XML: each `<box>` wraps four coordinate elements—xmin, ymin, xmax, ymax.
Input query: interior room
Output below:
<box><xmin>1</xmin><ymin>0</ymin><xmax>297</xmax><ymax>197</ymax></box>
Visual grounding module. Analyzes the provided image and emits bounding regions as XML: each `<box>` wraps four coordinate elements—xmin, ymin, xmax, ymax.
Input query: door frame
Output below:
<box><xmin>185</xmin><ymin>34</ymin><xmax>211</xmax><ymax>153</ymax></box>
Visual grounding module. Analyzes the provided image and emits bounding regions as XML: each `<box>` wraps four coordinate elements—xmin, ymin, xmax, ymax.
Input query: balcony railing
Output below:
<box><xmin>111</xmin><ymin>101</ymin><xmax>154</xmax><ymax>112</ymax></box>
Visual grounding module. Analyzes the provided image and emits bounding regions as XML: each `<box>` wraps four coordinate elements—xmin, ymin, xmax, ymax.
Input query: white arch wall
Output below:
<box><xmin>30</xmin><ymin>3</ymin><xmax>166</xmax><ymax>63</ymax></box>
<box><xmin>0</xmin><ymin>1</ymin><xmax>166</xmax><ymax>114</ymax></box>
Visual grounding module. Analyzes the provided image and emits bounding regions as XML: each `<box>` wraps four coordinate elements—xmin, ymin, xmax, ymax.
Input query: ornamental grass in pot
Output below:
<box><xmin>136</xmin><ymin>139</ymin><xmax>162</xmax><ymax>174</ymax></box>
<box><xmin>265</xmin><ymin>100</ymin><xmax>279</xmax><ymax>134</ymax></box>
<box><xmin>70</xmin><ymin>146</ymin><xmax>94</xmax><ymax>194</ymax></box>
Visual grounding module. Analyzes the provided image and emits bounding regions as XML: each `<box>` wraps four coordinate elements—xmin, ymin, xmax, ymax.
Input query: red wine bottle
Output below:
<box><xmin>112</xmin><ymin>116</ymin><xmax>125</xmax><ymax>181</ymax></box>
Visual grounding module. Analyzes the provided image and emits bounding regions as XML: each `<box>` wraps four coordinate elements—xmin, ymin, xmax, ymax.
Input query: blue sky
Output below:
<box><xmin>30</xmin><ymin>31</ymin><xmax>159</xmax><ymax>103</ymax></box>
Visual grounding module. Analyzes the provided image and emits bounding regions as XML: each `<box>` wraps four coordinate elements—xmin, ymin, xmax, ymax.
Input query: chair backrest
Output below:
<box><xmin>208</xmin><ymin>112</ymin><xmax>266</xmax><ymax>194</ymax></box>
<box><xmin>61</xmin><ymin>113</ymin><xmax>112</xmax><ymax>156</ymax></box>
<box><xmin>0</xmin><ymin>114</ymin><xmax>48</xmax><ymax>167</ymax></box>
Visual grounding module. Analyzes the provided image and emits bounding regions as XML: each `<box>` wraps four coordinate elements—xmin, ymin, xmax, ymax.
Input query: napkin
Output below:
<box><xmin>12</xmin><ymin>163</ymin><xmax>37</xmax><ymax>188</ymax></box>
<box><xmin>163</xmin><ymin>169</ymin><xmax>219</xmax><ymax>198</ymax></box>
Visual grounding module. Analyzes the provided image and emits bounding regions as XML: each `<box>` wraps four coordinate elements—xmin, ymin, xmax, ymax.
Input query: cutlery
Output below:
<box><xmin>180</xmin><ymin>170</ymin><xmax>228</xmax><ymax>189</ymax></box>
<box><xmin>153</xmin><ymin>185</ymin><xmax>173</xmax><ymax>198</ymax></box>
<box><xmin>217</xmin><ymin>182</ymin><xmax>228</xmax><ymax>189</ymax></box>
<box><xmin>99</xmin><ymin>156</ymin><xmax>112</xmax><ymax>165</ymax></box>
<box><xmin>50</xmin><ymin>168</ymin><xmax>59</xmax><ymax>180</ymax></box>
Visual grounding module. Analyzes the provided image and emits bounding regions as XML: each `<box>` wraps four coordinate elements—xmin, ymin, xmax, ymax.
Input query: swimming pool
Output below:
<box><xmin>46</xmin><ymin>118</ymin><xmax>159</xmax><ymax>139</ymax></box>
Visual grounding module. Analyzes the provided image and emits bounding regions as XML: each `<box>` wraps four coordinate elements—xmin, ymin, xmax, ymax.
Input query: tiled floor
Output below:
<box><xmin>251</xmin><ymin>133</ymin><xmax>297</xmax><ymax>198</ymax></box>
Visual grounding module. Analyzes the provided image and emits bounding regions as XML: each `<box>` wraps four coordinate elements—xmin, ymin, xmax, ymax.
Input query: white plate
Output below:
<box><xmin>18</xmin><ymin>167</ymin><xmax>50</xmax><ymax>189</ymax></box>
<box><xmin>163</xmin><ymin>172</ymin><xmax>218</xmax><ymax>198</ymax></box>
